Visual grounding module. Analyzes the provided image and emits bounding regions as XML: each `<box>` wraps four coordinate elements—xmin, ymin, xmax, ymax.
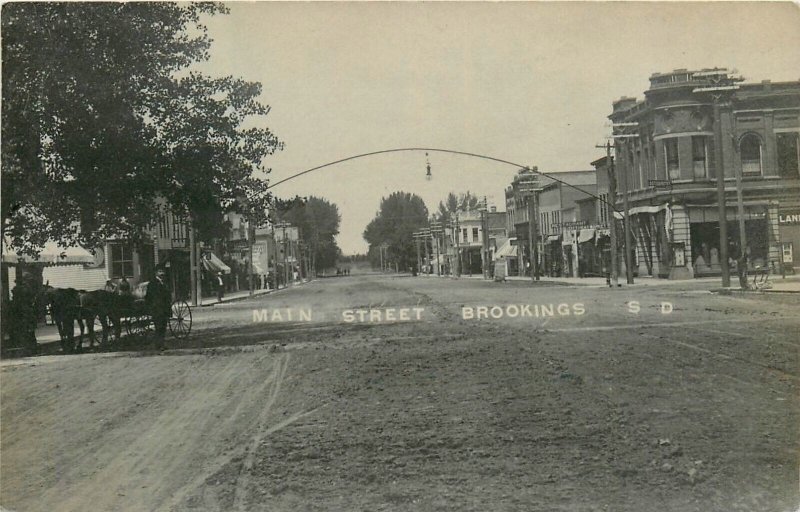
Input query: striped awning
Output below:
<box><xmin>494</xmin><ymin>238</ymin><xmax>517</xmax><ymax>259</ymax></box>
<box><xmin>2</xmin><ymin>239</ymin><xmax>95</xmax><ymax>265</ymax></box>
<box><xmin>201</xmin><ymin>252</ymin><xmax>232</xmax><ymax>274</ymax></box>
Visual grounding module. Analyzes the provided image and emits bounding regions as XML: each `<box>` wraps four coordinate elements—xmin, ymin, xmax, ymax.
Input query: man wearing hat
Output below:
<box><xmin>146</xmin><ymin>267</ymin><xmax>172</xmax><ymax>350</ymax></box>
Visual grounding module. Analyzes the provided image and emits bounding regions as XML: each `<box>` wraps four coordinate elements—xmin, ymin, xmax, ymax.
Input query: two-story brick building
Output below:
<box><xmin>609</xmin><ymin>68</ymin><xmax>800</xmax><ymax>278</ymax></box>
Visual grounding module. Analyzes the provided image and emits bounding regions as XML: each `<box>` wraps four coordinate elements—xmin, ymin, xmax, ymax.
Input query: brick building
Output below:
<box><xmin>609</xmin><ymin>68</ymin><xmax>800</xmax><ymax>278</ymax></box>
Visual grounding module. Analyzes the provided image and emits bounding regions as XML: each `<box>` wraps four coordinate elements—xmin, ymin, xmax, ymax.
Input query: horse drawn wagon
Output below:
<box><xmin>44</xmin><ymin>281</ymin><xmax>192</xmax><ymax>353</ymax></box>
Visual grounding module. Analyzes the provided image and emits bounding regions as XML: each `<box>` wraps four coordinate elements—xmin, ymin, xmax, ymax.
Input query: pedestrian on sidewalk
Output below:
<box><xmin>216</xmin><ymin>272</ymin><xmax>225</xmax><ymax>302</ymax></box>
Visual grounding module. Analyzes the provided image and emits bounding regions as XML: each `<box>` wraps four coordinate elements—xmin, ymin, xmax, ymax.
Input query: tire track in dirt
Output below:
<box><xmin>15</xmin><ymin>352</ymin><xmax>287</xmax><ymax>512</ymax></box>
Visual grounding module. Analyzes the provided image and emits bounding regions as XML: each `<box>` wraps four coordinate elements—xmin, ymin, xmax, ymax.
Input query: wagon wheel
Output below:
<box><xmin>169</xmin><ymin>300</ymin><xmax>192</xmax><ymax>339</ymax></box>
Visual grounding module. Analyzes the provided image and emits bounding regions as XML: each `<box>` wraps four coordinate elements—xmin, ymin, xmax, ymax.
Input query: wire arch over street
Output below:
<box><xmin>267</xmin><ymin>147</ymin><xmax>620</xmax><ymax>214</ymax></box>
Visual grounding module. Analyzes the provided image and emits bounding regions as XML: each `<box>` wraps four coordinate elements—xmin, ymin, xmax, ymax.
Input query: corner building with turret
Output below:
<box><xmin>608</xmin><ymin>68</ymin><xmax>800</xmax><ymax>278</ymax></box>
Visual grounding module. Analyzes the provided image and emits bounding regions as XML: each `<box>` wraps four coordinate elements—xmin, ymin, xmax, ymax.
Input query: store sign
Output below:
<box><xmin>778</xmin><ymin>211</ymin><xmax>800</xmax><ymax>225</ymax></box>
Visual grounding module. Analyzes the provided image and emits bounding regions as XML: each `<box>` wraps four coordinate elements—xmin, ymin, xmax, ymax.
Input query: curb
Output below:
<box><xmin>201</xmin><ymin>279</ymin><xmax>315</xmax><ymax>307</ymax></box>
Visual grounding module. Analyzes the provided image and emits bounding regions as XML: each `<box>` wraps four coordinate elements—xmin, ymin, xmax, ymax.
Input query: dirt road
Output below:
<box><xmin>1</xmin><ymin>275</ymin><xmax>797</xmax><ymax>511</ymax></box>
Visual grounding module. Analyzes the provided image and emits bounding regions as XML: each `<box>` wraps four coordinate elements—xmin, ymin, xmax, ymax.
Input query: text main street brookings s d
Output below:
<box><xmin>252</xmin><ymin>301</ymin><xmax>675</xmax><ymax>324</ymax></box>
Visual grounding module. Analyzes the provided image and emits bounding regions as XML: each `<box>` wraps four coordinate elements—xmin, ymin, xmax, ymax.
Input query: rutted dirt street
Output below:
<box><xmin>1</xmin><ymin>274</ymin><xmax>798</xmax><ymax>511</ymax></box>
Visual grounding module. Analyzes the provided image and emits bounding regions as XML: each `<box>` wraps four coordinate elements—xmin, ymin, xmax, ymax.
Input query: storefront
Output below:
<box><xmin>689</xmin><ymin>205</ymin><xmax>772</xmax><ymax>277</ymax></box>
<box><xmin>544</xmin><ymin>235</ymin><xmax>562</xmax><ymax>277</ymax></box>
<box><xmin>778</xmin><ymin>209</ymin><xmax>800</xmax><ymax>273</ymax></box>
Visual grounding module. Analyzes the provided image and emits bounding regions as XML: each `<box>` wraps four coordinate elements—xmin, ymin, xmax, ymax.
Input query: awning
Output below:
<box><xmin>494</xmin><ymin>238</ymin><xmax>517</xmax><ymax>259</ymax></box>
<box><xmin>2</xmin><ymin>239</ymin><xmax>95</xmax><ymax>265</ymax></box>
<box><xmin>613</xmin><ymin>203</ymin><xmax>670</xmax><ymax>220</ymax></box>
<box><xmin>201</xmin><ymin>252</ymin><xmax>232</xmax><ymax>274</ymax></box>
<box><xmin>252</xmin><ymin>259</ymin><xmax>266</xmax><ymax>274</ymax></box>
<box><xmin>546</xmin><ymin>235</ymin><xmax>560</xmax><ymax>242</ymax></box>
<box><xmin>577</xmin><ymin>228</ymin><xmax>596</xmax><ymax>244</ymax></box>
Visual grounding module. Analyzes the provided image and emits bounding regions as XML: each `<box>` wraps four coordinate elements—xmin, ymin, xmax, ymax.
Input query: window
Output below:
<box><xmin>692</xmin><ymin>136</ymin><xmax>708</xmax><ymax>178</ymax></box>
<box><xmin>665</xmin><ymin>139</ymin><xmax>680</xmax><ymax>180</ymax></box>
<box><xmin>777</xmin><ymin>132</ymin><xmax>800</xmax><ymax>177</ymax></box>
<box><xmin>599</xmin><ymin>193</ymin><xmax>609</xmax><ymax>226</ymax></box>
<box><xmin>740</xmin><ymin>133</ymin><xmax>762</xmax><ymax>175</ymax></box>
<box><xmin>158</xmin><ymin>214</ymin><xmax>168</xmax><ymax>239</ymax></box>
<box><xmin>462</xmin><ymin>228</ymin><xmax>468</xmax><ymax>243</ymax></box>
<box><xmin>783</xmin><ymin>242</ymin><xmax>794</xmax><ymax>264</ymax></box>
<box><xmin>472</xmin><ymin>227</ymin><xmax>479</xmax><ymax>242</ymax></box>
<box><xmin>110</xmin><ymin>243</ymin><xmax>134</xmax><ymax>278</ymax></box>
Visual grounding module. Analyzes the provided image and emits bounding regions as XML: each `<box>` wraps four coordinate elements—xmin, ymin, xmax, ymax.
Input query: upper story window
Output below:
<box><xmin>665</xmin><ymin>139</ymin><xmax>680</xmax><ymax>180</ymax></box>
<box><xmin>158</xmin><ymin>213</ymin><xmax>168</xmax><ymax>239</ymax></box>
<box><xmin>462</xmin><ymin>228</ymin><xmax>467</xmax><ymax>243</ymax></box>
<box><xmin>110</xmin><ymin>242</ymin><xmax>134</xmax><ymax>279</ymax></box>
<box><xmin>740</xmin><ymin>133</ymin><xmax>762</xmax><ymax>176</ymax></box>
<box><xmin>472</xmin><ymin>227</ymin><xmax>479</xmax><ymax>242</ymax></box>
<box><xmin>777</xmin><ymin>132</ymin><xmax>800</xmax><ymax>178</ymax></box>
<box><xmin>692</xmin><ymin>136</ymin><xmax>708</xmax><ymax>179</ymax></box>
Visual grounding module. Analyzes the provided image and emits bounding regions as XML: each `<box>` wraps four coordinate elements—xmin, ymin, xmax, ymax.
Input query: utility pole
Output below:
<box><xmin>248</xmin><ymin>223</ymin><xmax>254</xmax><ymax>296</ymax></box>
<box><xmin>519</xmin><ymin>168</ymin><xmax>540</xmax><ymax>282</ymax></box>
<box><xmin>414</xmin><ymin>232</ymin><xmax>422</xmax><ymax>275</ymax></box>
<box><xmin>606</xmin><ymin>143</ymin><xmax>619</xmax><ymax>287</ymax></box>
<box><xmin>608</xmin><ymin>126</ymin><xmax>638</xmax><ymax>285</ymax></box>
<box><xmin>423</xmin><ymin>230</ymin><xmax>430</xmax><ymax>274</ymax></box>
<box><xmin>480</xmin><ymin>197</ymin><xmax>489</xmax><ymax>280</ymax></box>
<box><xmin>189</xmin><ymin>221</ymin><xmax>198</xmax><ymax>306</ymax></box>
<box><xmin>453</xmin><ymin>215</ymin><xmax>461</xmax><ymax>277</ymax></box>
<box><xmin>694</xmin><ymin>69</ymin><xmax>741</xmax><ymax>288</ymax></box>
<box><xmin>431</xmin><ymin>221</ymin><xmax>442</xmax><ymax>276</ymax></box>
<box><xmin>620</xmin><ymin>146</ymin><xmax>635</xmax><ymax>285</ymax></box>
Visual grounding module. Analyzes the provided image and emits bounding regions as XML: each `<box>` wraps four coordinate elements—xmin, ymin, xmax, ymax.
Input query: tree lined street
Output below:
<box><xmin>2</xmin><ymin>273</ymin><xmax>796</xmax><ymax>511</ymax></box>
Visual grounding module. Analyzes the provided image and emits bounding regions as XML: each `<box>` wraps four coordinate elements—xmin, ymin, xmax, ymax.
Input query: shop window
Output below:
<box><xmin>665</xmin><ymin>139</ymin><xmax>680</xmax><ymax>180</ymax></box>
<box><xmin>777</xmin><ymin>132</ymin><xmax>800</xmax><ymax>177</ymax></box>
<box><xmin>783</xmin><ymin>242</ymin><xmax>794</xmax><ymax>264</ymax></box>
<box><xmin>740</xmin><ymin>133</ymin><xmax>762</xmax><ymax>175</ymax></box>
<box><xmin>110</xmin><ymin>242</ymin><xmax>134</xmax><ymax>278</ymax></box>
<box><xmin>692</xmin><ymin>136</ymin><xmax>708</xmax><ymax>178</ymax></box>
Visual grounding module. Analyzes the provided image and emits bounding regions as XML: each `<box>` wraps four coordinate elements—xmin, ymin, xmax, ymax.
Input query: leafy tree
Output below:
<box><xmin>363</xmin><ymin>192</ymin><xmax>428</xmax><ymax>270</ymax></box>
<box><xmin>1</xmin><ymin>2</ymin><xmax>281</xmax><ymax>256</ymax></box>
<box><xmin>276</xmin><ymin>196</ymin><xmax>342</xmax><ymax>271</ymax></box>
<box><xmin>436</xmin><ymin>191</ymin><xmax>481</xmax><ymax>223</ymax></box>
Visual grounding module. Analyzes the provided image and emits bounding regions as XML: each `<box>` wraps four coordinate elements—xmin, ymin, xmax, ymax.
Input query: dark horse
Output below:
<box><xmin>42</xmin><ymin>286</ymin><xmax>126</xmax><ymax>353</ymax></box>
<box><xmin>42</xmin><ymin>286</ymin><xmax>83</xmax><ymax>353</ymax></box>
<box><xmin>78</xmin><ymin>290</ymin><xmax>127</xmax><ymax>350</ymax></box>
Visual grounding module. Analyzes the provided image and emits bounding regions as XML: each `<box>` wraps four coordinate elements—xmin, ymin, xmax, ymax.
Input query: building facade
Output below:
<box><xmin>609</xmin><ymin>68</ymin><xmax>800</xmax><ymax>278</ymax></box>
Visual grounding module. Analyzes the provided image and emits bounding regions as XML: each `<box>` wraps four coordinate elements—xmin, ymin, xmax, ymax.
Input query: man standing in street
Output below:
<box><xmin>216</xmin><ymin>272</ymin><xmax>225</xmax><ymax>303</ymax></box>
<box><xmin>146</xmin><ymin>268</ymin><xmax>172</xmax><ymax>350</ymax></box>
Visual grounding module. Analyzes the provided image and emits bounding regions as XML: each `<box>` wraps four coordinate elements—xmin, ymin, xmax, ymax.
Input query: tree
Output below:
<box><xmin>277</xmin><ymin>196</ymin><xmax>342</xmax><ymax>271</ymax></box>
<box><xmin>436</xmin><ymin>191</ymin><xmax>481</xmax><ymax>223</ymax></box>
<box><xmin>363</xmin><ymin>192</ymin><xmax>428</xmax><ymax>270</ymax></box>
<box><xmin>1</xmin><ymin>2</ymin><xmax>281</xmax><ymax>256</ymax></box>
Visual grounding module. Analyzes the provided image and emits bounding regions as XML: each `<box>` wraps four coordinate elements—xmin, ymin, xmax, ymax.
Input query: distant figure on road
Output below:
<box><xmin>146</xmin><ymin>268</ymin><xmax>172</xmax><ymax>350</ymax></box>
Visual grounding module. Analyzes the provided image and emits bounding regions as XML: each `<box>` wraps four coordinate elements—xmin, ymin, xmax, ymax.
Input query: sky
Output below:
<box><xmin>193</xmin><ymin>2</ymin><xmax>800</xmax><ymax>254</ymax></box>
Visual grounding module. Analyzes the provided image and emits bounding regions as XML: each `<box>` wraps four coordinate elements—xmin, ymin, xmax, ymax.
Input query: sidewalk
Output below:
<box><xmin>421</xmin><ymin>271</ymin><xmax>800</xmax><ymax>292</ymax></box>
